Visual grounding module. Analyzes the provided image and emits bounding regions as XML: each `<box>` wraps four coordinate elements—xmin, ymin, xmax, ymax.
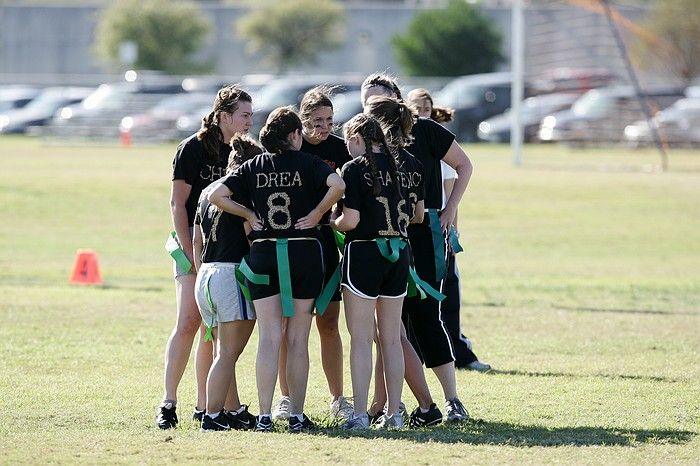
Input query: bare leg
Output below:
<box><xmin>343</xmin><ymin>290</ymin><xmax>376</xmax><ymax>416</ymax></box>
<box><xmin>369</xmin><ymin>336</ymin><xmax>386</xmax><ymax>416</ymax></box>
<box><xmin>277</xmin><ymin>321</ymin><xmax>289</xmax><ymax>397</ymax></box>
<box><xmin>376</xmin><ymin>297</ymin><xmax>404</xmax><ymax>417</ymax></box>
<box><xmin>254</xmin><ymin>295</ymin><xmax>284</xmax><ymax>415</ymax></box>
<box><xmin>401</xmin><ymin>324</ymin><xmax>434</xmax><ymax>409</ymax></box>
<box><xmin>207</xmin><ymin>320</ymin><xmax>255</xmax><ymax>413</ymax></box>
<box><xmin>163</xmin><ymin>274</ymin><xmax>200</xmax><ymax>402</ymax></box>
<box><xmin>315</xmin><ymin>302</ymin><xmax>344</xmax><ymax>400</ymax></box>
<box><xmin>285</xmin><ymin>298</ymin><xmax>315</xmax><ymax>415</ymax></box>
<box><xmin>195</xmin><ymin>324</ymin><xmax>213</xmax><ymax>410</ymax></box>
<box><xmin>431</xmin><ymin>362</ymin><xmax>458</xmax><ymax>401</ymax></box>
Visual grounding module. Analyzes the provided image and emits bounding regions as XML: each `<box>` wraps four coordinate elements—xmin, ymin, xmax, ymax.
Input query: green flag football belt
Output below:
<box><xmin>165</xmin><ymin>231</ymin><xmax>192</xmax><ymax>272</ymax></box>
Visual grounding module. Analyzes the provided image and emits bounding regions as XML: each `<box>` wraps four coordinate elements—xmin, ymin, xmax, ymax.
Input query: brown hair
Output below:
<box><xmin>407</xmin><ymin>88</ymin><xmax>454</xmax><ymax>123</ymax></box>
<box><xmin>362</xmin><ymin>72</ymin><xmax>402</xmax><ymax>100</ymax></box>
<box><xmin>364</xmin><ymin>96</ymin><xmax>416</xmax><ymax>148</ymax></box>
<box><xmin>259</xmin><ymin>106</ymin><xmax>303</xmax><ymax>154</ymax></box>
<box><xmin>197</xmin><ymin>85</ymin><xmax>252</xmax><ymax>163</ymax></box>
<box><xmin>227</xmin><ymin>134</ymin><xmax>263</xmax><ymax>172</ymax></box>
<box><xmin>344</xmin><ymin>113</ymin><xmax>401</xmax><ymax>199</ymax></box>
<box><xmin>300</xmin><ymin>85</ymin><xmax>335</xmax><ymax>134</ymax></box>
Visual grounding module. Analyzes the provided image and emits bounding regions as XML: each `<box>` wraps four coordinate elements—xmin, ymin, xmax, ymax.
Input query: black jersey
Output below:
<box><xmin>172</xmin><ymin>134</ymin><xmax>230</xmax><ymax>226</ymax></box>
<box><xmin>404</xmin><ymin>117</ymin><xmax>455</xmax><ymax>210</ymax></box>
<box><xmin>341</xmin><ymin>151</ymin><xmax>423</xmax><ymax>242</ymax></box>
<box><xmin>223</xmin><ymin>150</ymin><xmax>334</xmax><ymax>240</ymax></box>
<box><xmin>397</xmin><ymin>148</ymin><xmax>425</xmax><ymax>219</ymax></box>
<box><xmin>301</xmin><ymin>134</ymin><xmax>351</xmax><ymax>225</ymax></box>
<box><xmin>194</xmin><ymin>183</ymin><xmax>250</xmax><ymax>263</ymax></box>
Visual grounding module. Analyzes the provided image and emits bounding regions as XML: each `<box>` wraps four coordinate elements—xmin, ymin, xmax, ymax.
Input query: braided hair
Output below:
<box><xmin>259</xmin><ymin>106</ymin><xmax>303</xmax><ymax>154</ymax></box>
<box><xmin>227</xmin><ymin>134</ymin><xmax>263</xmax><ymax>173</ymax></box>
<box><xmin>344</xmin><ymin>113</ymin><xmax>401</xmax><ymax>200</ymax></box>
<box><xmin>364</xmin><ymin>96</ymin><xmax>416</xmax><ymax>151</ymax></box>
<box><xmin>197</xmin><ymin>85</ymin><xmax>252</xmax><ymax>163</ymax></box>
<box><xmin>361</xmin><ymin>73</ymin><xmax>402</xmax><ymax>100</ymax></box>
<box><xmin>406</xmin><ymin>88</ymin><xmax>454</xmax><ymax>123</ymax></box>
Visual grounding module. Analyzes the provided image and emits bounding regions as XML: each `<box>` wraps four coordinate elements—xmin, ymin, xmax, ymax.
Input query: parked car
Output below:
<box><xmin>538</xmin><ymin>86</ymin><xmax>685</xmax><ymax>145</ymax></box>
<box><xmin>119</xmin><ymin>92</ymin><xmax>216</xmax><ymax>141</ymax></box>
<box><xmin>175</xmin><ymin>104</ymin><xmax>210</xmax><ymax>139</ymax></box>
<box><xmin>531</xmin><ymin>67</ymin><xmax>617</xmax><ymax>95</ymax></box>
<box><xmin>623</xmin><ymin>98</ymin><xmax>700</xmax><ymax>148</ymax></box>
<box><xmin>0</xmin><ymin>86</ymin><xmax>93</xmax><ymax>134</ymax></box>
<box><xmin>477</xmin><ymin>92</ymin><xmax>579</xmax><ymax>143</ymax></box>
<box><xmin>0</xmin><ymin>85</ymin><xmax>41</xmax><ymax>113</ymax></box>
<box><xmin>330</xmin><ymin>90</ymin><xmax>363</xmax><ymax>131</ymax></box>
<box><xmin>435</xmin><ymin>72</ymin><xmax>526</xmax><ymax>142</ymax></box>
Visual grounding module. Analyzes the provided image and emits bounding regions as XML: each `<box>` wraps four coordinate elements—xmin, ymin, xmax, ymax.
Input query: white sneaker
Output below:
<box><xmin>341</xmin><ymin>412</ymin><xmax>369</xmax><ymax>430</ymax></box>
<box><xmin>330</xmin><ymin>396</ymin><xmax>354</xmax><ymax>420</ymax></box>
<box><xmin>376</xmin><ymin>412</ymin><xmax>404</xmax><ymax>430</ymax></box>
<box><xmin>272</xmin><ymin>396</ymin><xmax>291</xmax><ymax>420</ymax></box>
<box><xmin>466</xmin><ymin>360</ymin><xmax>492</xmax><ymax>372</ymax></box>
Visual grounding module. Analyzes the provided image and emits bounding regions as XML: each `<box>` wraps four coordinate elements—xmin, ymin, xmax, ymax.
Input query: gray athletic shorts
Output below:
<box><xmin>195</xmin><ymin>262</ymin><xmax>256</xmax><ymax>326</ymax></box>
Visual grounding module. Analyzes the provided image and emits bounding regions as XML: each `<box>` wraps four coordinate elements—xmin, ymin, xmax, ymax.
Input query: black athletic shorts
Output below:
<box><xmin>403</xmin><ymin>222</ymin><xmax>455</xmax><ymax>368</ymax></box>
<box><xmin>319</xmin><ymin>225</ymin><xmax>342</xmax><ymax>303</ymax></box>
<box><xmin>341</xmin><ymin>240</ymin><xmax>409</xmax><ymax>299</ymax></box>
<box><xmin>247</xmin><ymin>238</ymin><xmax>324</xmax><ymax>301</ymax></box>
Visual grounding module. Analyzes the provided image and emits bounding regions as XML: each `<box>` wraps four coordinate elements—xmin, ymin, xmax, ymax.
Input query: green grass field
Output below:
<box><xmin>0</xmin><ymin>137</ymin><xmax>698</xmax><ymax>464</ymax></box>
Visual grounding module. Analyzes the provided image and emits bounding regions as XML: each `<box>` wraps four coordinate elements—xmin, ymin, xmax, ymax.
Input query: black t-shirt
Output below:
<box><xmin>194</xmin><ymin>183</ymin><xmax>250</xmax><ymax>263</ymax></box>
<box><xmin>172</xmin><ymin>134</ymin><xmax>231</xmax><ymax>226</ymax></box>
<box><xmin>341</xmin><ymin>151</ymin><xmax>424</xmax><ymax>242</ymax></box>
<box><xmin>301</xmin><ymin>134</ymin><xmax>351</xmax><ymax>225</ymax></box>
<box><xmin>223</xmin><ymin>150</ymin><xmax>334</xmax><ymax>240</ymax></box>
<box><xmin>404</xmin><ymin>117</ymin><xmax>455</xmax><ymax>210</ymax></box>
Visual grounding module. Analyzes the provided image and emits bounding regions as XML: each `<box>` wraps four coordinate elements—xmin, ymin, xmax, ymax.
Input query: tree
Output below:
<box><xmin>236</xmin><ymin>0</ymin><xmax>345</xmax><ymax>72</ymax></box>
<box><xmin>94</xmin><ymin>0</ymin><xmax>212</xmax><ymax>74</ymax></box>
<box><xmin>392</xmin><ymin>0</ymin><xmax>503</xmax><ymax>77</ymax></box>
<box><xmin>632</xmin><ymin>0</ymin><xmax>700</xmax><ymax>84</ymax></box>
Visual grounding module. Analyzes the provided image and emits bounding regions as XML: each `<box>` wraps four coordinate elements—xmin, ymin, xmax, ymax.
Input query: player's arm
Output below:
<box><xmin>208</xmin><ymin>182</ymin><xmax>262</xmax><ymax>231</ymax></box>
<box><xmin>411</xmin><ymin>199</ymin><xmax>425</xmax><ymax>224</ymax></box>
<box><xmin>332</xmin><ymin>206</ymin><xmax>359</xmax><ymax>232</ymax></box>
<box><xmin>295</xmin><ymin>173</ymin><xmax>345</xmax><ymax>230</ymax></box>
<box><xmin>170</xmin><ymin>180</ymin><xmax>194</xmax><ymax>268</ymax></box>
<box><xmin>192</xmin><ymin>225</ymin><xmax>203</xmax><ymax>273</ymax></box>
<box><xmin>441</xmin><ymin>141</ymin><xmax>473</xmax><ymax>231</ymax></box>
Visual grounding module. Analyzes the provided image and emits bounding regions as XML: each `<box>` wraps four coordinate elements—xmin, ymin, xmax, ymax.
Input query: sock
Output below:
<box><xmin>161</xmin><ymin>399</ymin><xmax>177</xmax><ymax>409</ymax></box>
<box><xmin>230</xmin><ymin>405</ymin><xmax>246</xmax><ymax>415</ymax></box>
<box><xmin>206</xmin><ymin>411</ymin><xmax>220</xmax><ymax>419</ymax></box>
<box><xmin>259</xmin><ymin>413</ymin><xmax>271</xmax><ymax>419</ymax></box>
<box><xmin>290</xmin><ymin>413</ymin><xmax>304</xmax><ymax>421</ymax></box>
<box><xmin>420</xmin><ymin>406</ymin><xmax>430</xmax><ymax>414</ymax></box>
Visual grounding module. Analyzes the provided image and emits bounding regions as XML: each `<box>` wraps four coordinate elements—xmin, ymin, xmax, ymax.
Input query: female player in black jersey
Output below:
<box><xmin>157</xmin><ymin>86</ymin><xmax>253</xmax><ymax>429</ymax></box>
<box><xmin>193</xmin><ymin>135</ymin><xmax>262</xmax><ymax>431</ymax></box>
<box><xmin>209</xmin><ymin>107</ymin><xmax>345</xmax><ymax>433</ymax></box>
<box><xmin>272</xmin><ymin>86</ymin><xmax>353</xmax><ymax>421</ymax></box>
<box><xmin>407</xmin><ymin>88</ymin><xmax>492</xmax><ymax>372</ymax></box>
<box><xmin>333</xmin><ymin>113</ymin><xmax>424</xmax><ymax>430</ymax></box>
<box><xmin>362</xmin><ymin>73</ymin><xmax>473</xmax><ymax>424</ymax></box>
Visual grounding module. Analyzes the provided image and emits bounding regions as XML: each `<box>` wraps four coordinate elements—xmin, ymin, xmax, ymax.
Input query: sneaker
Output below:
<box><xmin>192</xmin><ymin>408</ymin><xmax>205</xmax><ymax>423</ymax></box>
<box><xmin>466</xmin><ymin>360</ymin><xmax>492</xmax><ymax>372</ymax></box>
<box><xmin>382</xmin><ymin>401</ymin><xmax>406</xmax><ymax>418</ymax></box>
<box><xmin>444</xmin><ymin>397</ymin><xmax>469</xmax><ymax>422</ymax></box>
<box><xmin>376</xmin><ymin>412</ymin><xmax>404</xmax><ymax>430</ymax></box>
<box><xmin>156</xmin><ymin>403</ymin><xmax>178</xmax><ymax>430</ymax></box>
<box><xmin>226</xmin><ymin>405</ymin><xmax>256</xmax><ymax>430</ymax></box>
<box><xmin>341</xmin><ymin>412</ymin><xmax>370</xmax><ymax>430</ymax></box>
<box><xmin>368</xmin><ymin>410</ymin><xmax>384</xmax><ymax>426</ymax></box>
<box><xmin>201</xmin><ymin>410</ymin><xmax>231</xmax><ymax>431</ymax></box>
<box><xmin>255</xmin><ymin>415</ymin><xmax>273</xmax><ymax>432</ymax></box>
<box><xmin>288</xmin><ymin>414</ymin><xmax>315</xmax><ymax>433</ymax></box>
<box><xmin>408</xmin><ymin>403</ymin><xmax>443</xmax><ymax>428</ymax></box>
<box><xmin>329</xmin><ymin>396</ymin><xmax>354</xmax><ymax>420</ymax></box>
<box><xmin>272</xmin><ymin>396</ymin><xmax>291</xmax><ymax>420</ymax></box>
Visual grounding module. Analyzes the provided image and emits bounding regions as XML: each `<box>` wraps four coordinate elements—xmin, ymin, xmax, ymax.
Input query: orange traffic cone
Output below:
<box><xmin>120</xmin><ymin>128</ymin><xmax>132</xmax><ymax>147</ymax></box>
<box><xmin>70</xmin><ymin>249</ymin><xmax>103</xmax><ymax>285</ymax></box>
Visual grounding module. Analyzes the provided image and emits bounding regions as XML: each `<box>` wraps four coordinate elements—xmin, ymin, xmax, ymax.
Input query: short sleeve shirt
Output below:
<box><xmin>172</xmin><ymin>134</ymin><xmax>230</xmax><ymax>226</ymax></box>
<box><xmin>194</xmin><ymin>183</ymin><xmax>250</xmax><ymax>263</ymax></box>
<box><xmin>404</xmin><ymin>118</ymin><xmax>455</xmax><ymax>210</ymax></box>
<box><xmin>223</xmin><ymin>150</ymin><xmax>334</xmax><ymax>240</ymax></box>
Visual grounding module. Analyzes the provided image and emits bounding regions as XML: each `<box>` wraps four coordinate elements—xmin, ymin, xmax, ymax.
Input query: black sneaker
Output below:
<box><xmin>408</xmin><ymin>403</ymin><xmax>443</xmax><ymax>428</ymax></box>
<box><xmin>288</xmin><ymin>414</ymin><xmax>315</xmax><ymax>433</ymax></box>
<box><xmin>444</xmin><ymin>397</ymin><xmax>469</xmax><ymax>422</ymax></box>
<box><xmin>368</xmin><ymin>410</ymin><xmax>384</xmax><ymax>426</ymax></box>
<box><xmin>192</xmin><ymin>408</ymin><xmax>205</xmax><ymax>423</ymax></box>
<box><xmin>226</xmin><ymin>405</ymin><xmax>256</xmax><ymax>430</ymax></box>
<box><xmin>201</xmin><ymin>410</ymin><xmax>231</xmax><ymax>431</ymax></box>
<box><xmin>255</xmin><ymin>415</ymin><xmax>273</xmax><ymax>432</ymax></box>
<box><xmin>156</xmin><ymin>403</ymin><xmax>178</xmax><ymax>430</ymax></box>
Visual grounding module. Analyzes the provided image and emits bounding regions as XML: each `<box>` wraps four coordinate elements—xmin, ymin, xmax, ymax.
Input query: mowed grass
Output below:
<box><xmin>0</xmin><ymin>136</ymin><xmax>698</xmax><ymax>464</ymax></box>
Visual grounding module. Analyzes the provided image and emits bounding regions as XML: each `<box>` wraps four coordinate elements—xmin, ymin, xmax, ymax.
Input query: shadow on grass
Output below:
<box><xmin>312</xmin><ymin>419</ymin><xmax>695</xmax><ymax>447</ymax></box>
<box><xmin>489</xmin><ymin>369</ymin><xmax>679</xmax><ymax>383</ymax></box>
<box><xmin>555</xmin><ymin>305</ymin><xmax>698</xmax><ymax>316</ymax></box>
